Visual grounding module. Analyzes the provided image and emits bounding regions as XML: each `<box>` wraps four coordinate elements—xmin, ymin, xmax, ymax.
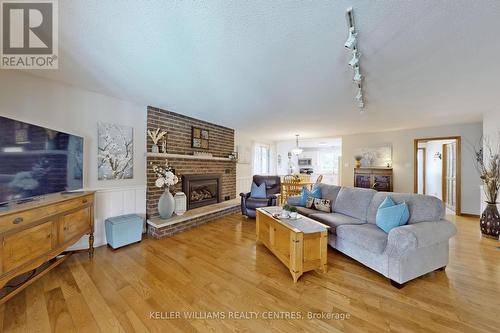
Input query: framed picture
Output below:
<box><xmin>192</xmin><ymin>127</ymin><xmax>209</xmax><ymax>149</ymax></box>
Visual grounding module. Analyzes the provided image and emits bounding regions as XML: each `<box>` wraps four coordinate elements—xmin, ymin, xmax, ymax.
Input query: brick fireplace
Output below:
<box><xmin>146</xmin><ymin>107</ymin><xmax>236</xmax><ymax>219</ymax></box>
<box><xmin>182</xmin><ymin>174</ymin><xmax>222</xmax><ymax>210</ymax></box>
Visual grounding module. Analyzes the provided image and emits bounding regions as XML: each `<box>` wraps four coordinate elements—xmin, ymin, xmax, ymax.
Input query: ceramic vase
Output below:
<box><xmin>151</xmin><ymin>144</ymin><xmax>159</xmax><ymax>153</ymax></box>
<box><xmin>158</xmin><ymin>189</ymin><xmax>175</xmax><ymax>219</ymax></box>
<box><xmin>480</xmin><ymin>203</ymin><xmax>500</xmax><ymax>239</ymax></box>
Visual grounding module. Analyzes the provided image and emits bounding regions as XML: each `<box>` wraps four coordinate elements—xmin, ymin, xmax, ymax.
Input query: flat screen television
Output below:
<box><xmin>0</xmin><ymin>116</ymin><xmax>84</xmax><ymax>205</ymax></box>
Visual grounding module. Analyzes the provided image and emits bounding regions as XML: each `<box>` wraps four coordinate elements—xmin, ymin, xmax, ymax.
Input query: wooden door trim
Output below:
<box><xmin>413</xmin><ymin>136</ymin><xmax>461</xmax><ymax>216</ymax></box>
<box><xmin>417</xmin><ymin>147</ymin><xmax>426</xmax><ymax>194</ymax></box>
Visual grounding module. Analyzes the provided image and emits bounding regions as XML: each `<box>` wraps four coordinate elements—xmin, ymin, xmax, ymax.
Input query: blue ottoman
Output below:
<box><xmin>105</xmin><ymin>214</ymin><xmax>143</xmax><ymax>249</ymax></box>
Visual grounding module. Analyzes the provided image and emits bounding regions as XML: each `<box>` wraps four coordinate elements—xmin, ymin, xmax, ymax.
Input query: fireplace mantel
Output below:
<box><xmin>148</xmin><ymin>152</ymin><xmax>235</xmax><ymax>162</ymax></box>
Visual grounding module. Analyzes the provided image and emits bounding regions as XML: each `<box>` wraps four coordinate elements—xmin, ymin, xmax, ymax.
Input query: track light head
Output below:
<box><xmin>348</xmin><ymin>50</ymin><xmax>360</xmax><ymax>68</ymax></box>
<box><xmin>353</xmin><ymin>66</ymin><xmax>363</xmax><ymax>83</ymax></box>
<box><xmin>355</xmin><ymin>88</ymin><xmax>363</xmax><ymax>101</ymax></box>
<box><xmin>344</xmin><ymin>27</ymin><xmax>357</xmax><ymax>49</ymax></box>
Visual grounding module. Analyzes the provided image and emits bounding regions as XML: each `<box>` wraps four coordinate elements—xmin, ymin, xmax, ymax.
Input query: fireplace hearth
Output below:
<box><xmin>182</xmin><ymin>174</ymin><xmax>222</xmax><ymax>210</ymax></box>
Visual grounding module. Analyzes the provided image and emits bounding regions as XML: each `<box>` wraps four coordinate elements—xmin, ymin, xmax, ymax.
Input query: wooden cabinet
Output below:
<box><xmin>0</xmin><ymin>192</ymin><xmax>94</xmax><ymax>302</ymax></box>
<box><xmin>354</xmin><ymin>168</ymin><xmax>393</xmax><ymax>192</ymax></box>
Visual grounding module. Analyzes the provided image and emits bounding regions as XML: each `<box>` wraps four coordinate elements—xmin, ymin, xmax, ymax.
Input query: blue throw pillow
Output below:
<box><xmin>250</xmin><ymin>182</ymin><xmax>267</xmax><ymax>199</ymax></box>
<box><xmin>300</xmin><ymin>186</ymin><xmax>321</xmax><ymax>206</ymax></box>
<box><xmin>376</xmin><ymin>200</ymin><xmax>410</xmax><ymax>233</ymax></box>
<box><xmin>379</xmin><ymin>196</ymin><xmax>395</xmax><ymax>209</ymax></box>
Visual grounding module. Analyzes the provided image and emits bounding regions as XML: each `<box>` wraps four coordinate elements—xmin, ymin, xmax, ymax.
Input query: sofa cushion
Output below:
<box><xmin>336</xmin><ymin>224</ymin><xmax>388</xmax><ymax>254</ymax></box>
<box><xmin>309</xmin><ymin>212</ymin><xmax>365</xmax><ymax>233</ymax></box>
<box><xmin>316</xmin><ymin>184</ymin><xmax>342</xmax><ymax>209</ymax></box>
<box><xmin>300</xmin><ymin>187</ymin><xmax>321</xmax><ymax>206</ymax></box>
<box><xmin>314</xmin><ymin>198</ymin><xmax>332</xmax><ymax>213</ymax></box>
<box><xmin>305</xmin><ymin>196</ymin><xmax>316</xmax><ymax>209</ymax></box>
<box><xmin>376</xmin><ymin>202</ymin><xmax>410</xmax><ymax>233</ymax></box>
<box><xmin>366</xmin><ymin>192</ymin><xmax>444</xmax><ymax>224</ymax></box>
<box><xmin>333</xmin><ymin>187</ymin><xmax>376</xmax><ymax>221</ymax></box>
<box><xmin>245</xmin><ymin>197</ymin><xmax>270</xmax><ymax>210</ymax></box>
<box><xmin>296</xmin><ymin>206</ymin><xmax>318</xmax><ymax>217</ymax></box>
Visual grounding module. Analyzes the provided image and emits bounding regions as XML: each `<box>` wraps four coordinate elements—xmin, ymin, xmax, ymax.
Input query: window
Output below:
<box><xmin>318</xmin><ymin>150</ymin><xmax>335</xmax><ymax>173</ymax></box>
<box><xmin>253</xmin><ymin>144</ymin><xmax>270</xmax><ymax>175</ymax></box>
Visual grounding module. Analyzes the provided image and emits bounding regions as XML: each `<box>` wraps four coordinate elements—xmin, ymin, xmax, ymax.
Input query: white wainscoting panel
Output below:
<box><xmin>66</xmin><ymin>185</ymin><xmax>147</xmax><ymax>251</ymax></box>
<box><xmin>236</xmin><ymin>177</ymin><xmax>252</xmax><ymax>195</ymax></box>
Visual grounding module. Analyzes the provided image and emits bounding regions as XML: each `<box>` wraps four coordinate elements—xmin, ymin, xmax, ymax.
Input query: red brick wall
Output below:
<box><xmin>146</xmin><ymin>107</ymin><xmax>236</xmax><ymax>218</ymax></box>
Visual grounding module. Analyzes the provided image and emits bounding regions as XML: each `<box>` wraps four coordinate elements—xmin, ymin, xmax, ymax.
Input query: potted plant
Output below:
<box><xmin>354</xmin><ymin>155</ymin><xmax>362</xmax><ymax>168</ymax></box>
<box><xmin>281</xmin><ymin>204</ymin><xmax>291</xmax><ymax>218</ymax></box>
<box><xmin>152</xmin><ymin>160</ymin><xmax>179</xmax><ymax>219</ymax></box>
<box><xmin>289</xmin><ymin>206</ymin><xmax>298</xmax><ymax>219</ymax></box>
<box><xmin>148</xmin><ymin>128</ymin><xmax>167</xmax><ymax>154</ymax></box>
<box><xmin>474</xmin><ymin>136</ymin><xmax>500</xmax><ymax>239</ymax></box>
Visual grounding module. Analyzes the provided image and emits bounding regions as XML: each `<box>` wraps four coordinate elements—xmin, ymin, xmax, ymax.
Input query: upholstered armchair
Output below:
<box><xmin>240</xmin><ymin>175</ymin><xmax>281</xmax><ymax>218</ymax></box>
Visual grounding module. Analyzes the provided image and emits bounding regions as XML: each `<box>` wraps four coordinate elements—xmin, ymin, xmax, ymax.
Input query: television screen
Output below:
<box><xmin>0</xmin><ymin>116</ymin><xmax>84</xmax><ymax>205</ymax></box>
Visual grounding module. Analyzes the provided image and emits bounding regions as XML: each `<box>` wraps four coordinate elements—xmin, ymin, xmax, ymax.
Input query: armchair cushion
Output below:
<box><xmin>250</xmin><ymin>182</ymin><xmax>267</xmax><ymax>198</ymax></box>
<box><xmin>245</xmin><ymin>197</ymin><xmax>271</xmax><ymax>210</ymax></box>
<box><xmin>385</xmin><ymin>220</ymin><xmax>457</xmax><ymax>258</ymax></box>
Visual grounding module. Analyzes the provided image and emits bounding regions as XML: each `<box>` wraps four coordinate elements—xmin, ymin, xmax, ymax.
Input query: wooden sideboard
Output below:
<box><xmin>354</xmin><ymin>168</ymin><xmax>393</xmax><ymax>192</ymax></box>
<box><xmin>0</xmin><ymin>192</ymin><xmax>95</xmax><ymax>303</ymax></box>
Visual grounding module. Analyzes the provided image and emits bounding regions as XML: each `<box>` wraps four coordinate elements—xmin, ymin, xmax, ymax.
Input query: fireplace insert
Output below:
<box><xmin>182</xmin><ymin>174</ymin><xmax>222</xmax><ymax>210</ymax></box>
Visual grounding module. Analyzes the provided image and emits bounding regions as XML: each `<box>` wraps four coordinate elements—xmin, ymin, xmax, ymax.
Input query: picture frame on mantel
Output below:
<box><xmin>192</xmin><ymin>126</ymin><xmax>209</xmax><ymax>149</ymax></box>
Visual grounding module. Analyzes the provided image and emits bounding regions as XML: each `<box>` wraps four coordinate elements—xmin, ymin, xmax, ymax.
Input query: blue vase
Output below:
<box><xmin>158</xmin><ymin>189</ymin><xmax>175</xmax><ymax>219</ymax></box>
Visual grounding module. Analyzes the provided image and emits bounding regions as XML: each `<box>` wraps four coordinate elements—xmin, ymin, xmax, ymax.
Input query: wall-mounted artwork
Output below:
<box><xmin>192</xmin><ymin>127</ymin><xmax>209</xmax><ymax>149</ymax></box>
<box><xmin>355</xmin><ymin>145</ymin><xmax>392</xmax><ymax>167</ymax></box>
<box><xmin>98</xmin><ymin>122</ymin><xmax>134</xmax><ymax>180</ymax></box>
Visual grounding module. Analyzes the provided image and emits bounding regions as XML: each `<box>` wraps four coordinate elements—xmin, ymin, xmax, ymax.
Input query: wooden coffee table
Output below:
<box><xmin>256</xmin><ymin>207</ymin><xmax>329</xmax><ymax>282</ymax></box>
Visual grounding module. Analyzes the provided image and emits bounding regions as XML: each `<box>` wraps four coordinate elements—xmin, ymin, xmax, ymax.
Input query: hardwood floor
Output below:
<box><xmin>1</xmin><ymin>214</ymin><xmax>499</xmax><ymax>332</ymax></box>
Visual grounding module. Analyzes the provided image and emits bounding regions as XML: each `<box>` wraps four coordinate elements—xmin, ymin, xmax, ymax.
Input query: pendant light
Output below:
<box><xmin>291</xmin><ymin>134</ymin><xmax>303</xmax><ymax>156</ymax></box>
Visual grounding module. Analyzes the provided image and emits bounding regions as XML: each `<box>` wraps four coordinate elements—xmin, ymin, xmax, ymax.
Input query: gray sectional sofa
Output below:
<box><xmin>287</xmin><ymin>184</ymin><xmax>457</xmax><ymax>287</ymax></box>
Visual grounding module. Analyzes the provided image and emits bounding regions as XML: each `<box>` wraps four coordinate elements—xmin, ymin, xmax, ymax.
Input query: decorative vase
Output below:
<box><xmin>158</xmin><ymin>189</ymin><xmax>175</xmax><ymax>219</ymax></box>
<box><xmin>151</xmin><ymin>144</ymin><xmax>159</xmax><ymax>153</ymax></box>
<box><xmin>355</xmin><ymin>160</ymin><xmax>361</xmax><ymax>168</ymax></box>
<box><xmin>174</xmin><ymin>192</ymin><xmax>187</xmax><ymax>216</ymax></box>
<box><xmin>480</xmin><ymin>203</ymin><xmax>500</xmax><ymax>239</ymax></box>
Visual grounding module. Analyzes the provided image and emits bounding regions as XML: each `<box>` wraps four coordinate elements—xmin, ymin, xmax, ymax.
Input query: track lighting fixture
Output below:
<box><xmin>348</xmin><ymin>49</ymin><xmax>360</xmax><ymax>68</ymax></box>
<box><xmin>345</xmin><ymin>7</ymin><xmax>367</xmax><ymax>112</ymax></box>
<box><xmin>353</xmin><ymin>66</ymin><xmax>363</xmax><ymax>83</ymax></box>
<box><xmin>355</xmin><ymin>87</ymin><xmax>363</xmax><ymax>101</ymax></box>
<box><xmin>344</xmin><ymin>27</ymin><xmax>357</xmax><ymax>50</ymax></box>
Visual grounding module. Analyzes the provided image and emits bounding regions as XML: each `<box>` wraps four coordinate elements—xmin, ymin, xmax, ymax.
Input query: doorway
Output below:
<box><xmin>413</xmin><ymin>137</ymin><xmax>461</xmax><ymax>216</ymax></box>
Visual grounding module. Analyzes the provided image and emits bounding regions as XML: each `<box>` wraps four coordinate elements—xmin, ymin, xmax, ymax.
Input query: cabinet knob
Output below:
<box><xmin>82</xmin><ymin>199</ymin><xmax>88</xmax><ymax>204</ymax></box>
<box><xmin>47</xmin><ymin>234</ymin><xmax>51</xmax><ymax>239</ymax></box>
<box><xmin>12</xmin><ymin>217</ymin><xmax>23</xmax><ymax>224</ymax></box>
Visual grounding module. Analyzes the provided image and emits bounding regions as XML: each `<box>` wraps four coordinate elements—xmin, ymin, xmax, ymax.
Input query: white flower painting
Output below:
<box><xmin>98</xmin><ymin>122</ymin><xmax>134</xmax><ymax>180</ymax></box>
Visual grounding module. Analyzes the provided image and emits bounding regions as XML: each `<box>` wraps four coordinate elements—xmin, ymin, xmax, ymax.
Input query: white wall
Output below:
<box><xmin>341</xmin><ymin>122</ymin><xmax>482</xmax><ymax>215</ymax></box>
<box><xmin>425</xmin><ymin>141</ymin><xmax>444</xmax><ymax>199</ymax></box>
<box><xmin>481</xmin><ymin>111</ymin><xmax>500</xmax><ymax>212</ymax></box>
<box><xmin>0</xmin><ymin>72</ymin><xmax>147</xmax><ymax>248</ymax></box>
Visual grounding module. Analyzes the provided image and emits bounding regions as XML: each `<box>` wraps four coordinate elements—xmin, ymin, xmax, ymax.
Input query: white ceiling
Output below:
<box><xmin>20</xmin><ymin>0</ymin><xmax>499</xmax><ymax>140</ymax></box>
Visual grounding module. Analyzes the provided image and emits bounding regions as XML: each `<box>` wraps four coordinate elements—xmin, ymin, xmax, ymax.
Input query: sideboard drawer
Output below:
<box><xmin>2</xmin><ymin>221</ymin><xmax>54</xmax><ymax>272</ymax></box>
<box><xmin>0</xmin><ymin>207</ymin><xmax>52</xmax><ymax>234</ymax></box>
<box><xmin>55</xmin><ymin>195</ymin><xmax>93</xmax><ymax>214</ymax></box>
<box><xmin>61</xmin><ymin>207</ymin><xmax>91</xmax><ymax>244</ymax></box>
